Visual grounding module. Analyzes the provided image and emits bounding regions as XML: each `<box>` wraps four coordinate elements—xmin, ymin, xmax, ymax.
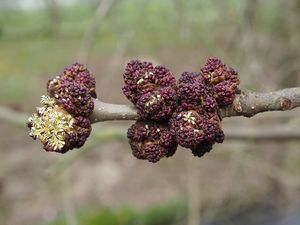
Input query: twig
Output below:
<box><xmin>0</xmin><ymin>106</ymin><xmax>28</xmax><ymax>128</ymax></box>
<box><xmin>232</xmin><ymin>151</ymin><xmax>300</xmax><ymax>188</ymax></box>
<box><xmin>1</xmin><ymin>88</ymin><xmax>300</xmax><ymax>140</ymax></box>
<box><xmin>223</xmin><ymin>127</ymin><xmax>300</xmax><ymax>141</ymax></box>
<box><xmin>89</xmin><ymin>88</ymin><xmax>300</xmax><ymax>122</ymax></box>
<box><xmin>77</xmin><ymin>0</ymin><xmax>115</xmax><ymax>64</ymax></box>
<box><xmin>89</xmin><ymin>100</ymin><xmax>138</xmax><ymax>123</ymax></box>
<box><xmin>219</xmin><ymin>88</ymin><xmax>300</xmax><ymax>118</ymax></box>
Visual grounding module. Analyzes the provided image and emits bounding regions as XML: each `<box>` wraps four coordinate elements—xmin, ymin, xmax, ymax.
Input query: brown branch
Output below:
<box><xmin>1</xmin><ymin>105</ymin><xmax>300</xmax><ymax>141</ymax></box>
<box><xmin>89</xmin><ymin>100</ymin><xmax>138</xmax><ymax>123</ymax></box>
<box><xmin>89</xmin><ymin>87</ymin><xmax>300</xmax><ymax>123</ymax></box>
<box><xmin>223</xmin><ymin>127</ymin><xmax>300</xmax><ymax>141</ymax></box>
<box><xmin>219</xmin><ymin>88</ymin><xmax>300</xmax><ymax>118</ymax></box>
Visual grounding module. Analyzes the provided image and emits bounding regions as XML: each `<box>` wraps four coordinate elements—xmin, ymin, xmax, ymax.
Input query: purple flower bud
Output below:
<box><xmin>191</xmin><ymin>141</ymin><xmax>213</xmax><ymax>157</ymax></box>
<box><xmin>169</xmin><ymin>106</ymin><xmax>224</xmax><ymax>156</ymax></box>
<box><xmin>178</xmin><ymin>72</ymin><xmax>217</xmax><ymax>113</ymax></box>
<box><xmin>28</xmin><ymin>96</ymin><xmax>92</xmax><ymax>154</ymax></box>
<box><xmin>143</xmin><ymin>143</ymin><xmax>165</xmax><ymax>163</ymax></box>
<box><xmin>200</xmin><ymin>57</ymin><xmax>240</xmax><ymax>106</ymax></box>
<box><xmin>52</xmin><ymin>82</ymin><xmax>94</xmax><ymax>117</ymax></box>
<box><xmin>169</xmin><ymin>109</ymin><xmax>206</xmax><ymax>148</ymax></box>
<box><xmin>127</xmin><ymin>122</ymin><xmax>148</xmax><ymax>142</ymax></box>
<box><xmin>201</xmin><ymin>57</ymin><xmax>226</xmax><ymax>83</ymax></box>
<box><xmin>136</xmin><ymin>87</ymin><xmax>177</xmax><ymax>121</ymax></box>
<box><xmin>47</xmin><ymin>62</ymin><xmax>97</xmax><ymax>98</ymax></box>
<box><xmin>56</xmin><ymin>116</ymin><xmax>92</xmax><ymax>152</ymax></box>
<box><xmin>122</xmin><ymin>60</ymin><xmax>177</xmax><ymax>121</ymax></box>
<box><xmin>127</xmin><ymin>121</ymin><xmax>177</xmax><ymax>163</ymax></box>
<box><xmin>179</xmin><ymin>71</ymin><xmax>199</xmax><ymax>84</ymax></box>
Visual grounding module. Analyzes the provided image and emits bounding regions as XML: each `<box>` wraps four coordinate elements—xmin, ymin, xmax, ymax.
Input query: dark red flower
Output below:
<box><xmin>51</xmin><ymin>81</ymin><xmax>94</xmax><ymax>117</ymax></box>
<box><xmin>127</xmin><ymin>121</ymin><xmax>178</xmax><ymax>163</ymax></box>
<box><xmin>47</xmin><ymin>62</ymin><xmax>97</xmax><ymax>98</ymax></box>
<box><xmin>200</xmin><ymin>57</ymin><xmax>240</xmax><ymax>106</ymax></box>
<box><xmin>136</xmin><ymin>87</ymin><xmax>177</xmax><ymax>121</ymax></box>
<box><xmin>122</xmin><ymin>60</ymin><xmax>177</xmax><ymax>121</ymax></box>
<box><xmin>169</xmin><ymin>104</ymin><xmax>224</xmax><ymax>156</ymax></box>
<box><xmin>178</xmin><ymin>72</ymin><xmax>217</xmax><ymax>113</ymax></box>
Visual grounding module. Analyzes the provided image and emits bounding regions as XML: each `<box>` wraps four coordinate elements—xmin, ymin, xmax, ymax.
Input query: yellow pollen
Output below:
<box><xmin>145</xmin><ymin>95</ymin><xmax>161</xmax><ymax>108</ymax></box>
<box><xmin>28</xmin><ymin>95</ymin><xmax>74</xmax><ymax>151</ymax></box>
<box><xmin>183</xmin><ymin>111</ymin><xmax>196</xmax><ymax>125</ymax></box>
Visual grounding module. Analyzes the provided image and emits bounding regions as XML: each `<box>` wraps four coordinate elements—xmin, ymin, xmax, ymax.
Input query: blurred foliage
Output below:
<box><xmin>1</xmin><ymin>0</ymin><xmax>299</xmax><ymax>103</ymax></box>
<box><xmin>0</xmin><ymin>1</ymin><xmax>300</xmax><ymax>225</ymax></box>
<box><xmin>45</xmin><ymin>200</ymin><xmax>187</xmax><ymax>225</ymax></box>
<box><xmin>0</xmin><ymin>1</ymin><xmax>289</xmax><ymax>46</ymax></box>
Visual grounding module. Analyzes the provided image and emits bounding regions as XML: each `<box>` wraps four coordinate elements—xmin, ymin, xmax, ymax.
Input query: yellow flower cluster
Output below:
<box><xmin>28</xmin><ymin>95</ymin><xmax>74</xmax><ymax>151</ymax></box>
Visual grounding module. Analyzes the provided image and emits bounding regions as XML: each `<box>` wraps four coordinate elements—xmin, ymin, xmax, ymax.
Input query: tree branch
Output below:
<box><xmin>89</xmin><ymin>87</ymin><xmax>300</xmax><ymax>123</ymax></box>
<box><xmin>1</xmin><ymin>104</ymin><xmax>300</xmax><ymax>141</ymax></box>
<box><xmin>223</xmin><ymin>127</ymin><xmax>300</xmax><ymax>141</ymax></box>
<box><xmin>89</xmin><ymin>100</ymin><xmax>138</xmax><ymax>123</ymax></box>
<box><xmin>219</xmin><ymin>88</ymin><xmax>300</xmax><ymax>118</ymax></box>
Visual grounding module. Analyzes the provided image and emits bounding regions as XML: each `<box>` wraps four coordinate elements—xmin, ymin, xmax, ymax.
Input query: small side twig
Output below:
<box><xmin>0</xmin><ymin>106</ymin><xmax>28</xmax><ymax>128</ymax></box>
<box><xmin>77</xmin><ymin>0</ymin><xmax>115</xmax><ymax>64</ymax></box>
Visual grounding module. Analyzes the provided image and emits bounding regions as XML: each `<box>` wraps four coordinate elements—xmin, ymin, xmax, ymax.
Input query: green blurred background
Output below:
<box><xmin>0</xmin><ymin>0</ymin><xmax>300</xmax><ymax>225</ymax></box>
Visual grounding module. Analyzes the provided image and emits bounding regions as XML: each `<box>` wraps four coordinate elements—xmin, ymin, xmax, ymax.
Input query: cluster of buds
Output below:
<box><xmin>122</xmin><ymin>60</ymin><xmax>177</xmax><ymax>121</ymax></box>
<box><xmin>170</xmin><ymin>71</ymin><xmax>224</xmax><ymax>157</ymax></box>
<box><xmin>123</xmin><ymin>58</ymin><xmax>239</xmax><ymax>162</ymax></box>
<box><xmin>47</xmin><ymin>62</ymin><xmax>97</xmax><ymax>99</ymax></box>
<box><xmin>201</xmin><ymin>57</ymin><xmax>240</xmax><ymax>106</ymax></box>
<box><xmin>127</xmin><ymin>122</ymin><xmax>177</xmax><ymax>163</ymax></box>
<box><xmin>27</xmin><ymin>57</ymin><xmax>240</xmax><ymax>162</ymax></box>
<box><xmin>27</xmin><ymin>96</ymin><xmax>91</xmax><ymax>153</ymax></box>
<box><xmin>169</xmin><ymin>105</ymin><xmax>224</xmax><ymax>157</ymax></box>
<box><xmin>27</xmin><ymin>63</ymin><xmax>96</xmax><ymax>153</ymax></box>
<box><xmin>122</xmin><ymin>60</ymin><xmax>179</xmax><ymax>162</ymax></box>
<box><xmin>177</xmin><ymin>72</ymin><xmax>217</xmax><ymax>112</ymax></box>
<box><xmin>47</xmin><ymin>63</ymin><xmax>96</xmax><ymax>117</ymax></box>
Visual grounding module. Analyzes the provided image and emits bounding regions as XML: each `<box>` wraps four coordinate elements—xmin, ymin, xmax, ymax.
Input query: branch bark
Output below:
<box><xmin>89</xmin><ymin>100</ymin><xmax>138</xmax><ymax>123</ymax></box>
<box><xmin>219</xmin><ymin>88</ymin><xmax>300</xmax><ymax>118</ymax></box>
<box><xmin>89</xmin><ymin>87</ymin><xmax>300</xmax><ymax>123</ymax></box>
<box><xmin>223</xmin><ymin>127</ymin><xmax>300</xmax><ymax>141</ymax></box>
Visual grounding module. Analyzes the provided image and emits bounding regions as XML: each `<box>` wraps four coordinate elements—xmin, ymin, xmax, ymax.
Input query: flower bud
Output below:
<box><xmin>122</xmin><ymin>60</ymin><xmax>177</xmax><ymax>121</ymax></box>
<box><xmin>169</xmin><ymin>104</ymin><xmax>224</xmax><ymax>157</ymax></box>
<box><xmin>47</xmin><ymin>62</ymin><xmax>97</xmax><ymax>98</ymax></box>
<box><xmin>127</xmin><ymin>121</ymin><xmax>177</xmax><ymax>163</ymax></box>
<box><xmin>27</xmin><ymin>96</ymin><xmax>91</xmax><ymax>153</ymax></box>
<box><xmin>201</xmin><ymin>57</ymin><xmax>240</xmax><ymax>106</ymax></box>
<box><xmin>51</xmin><ymin>82</ymin><xmax>94</xmax><ymax>117</ymax></box>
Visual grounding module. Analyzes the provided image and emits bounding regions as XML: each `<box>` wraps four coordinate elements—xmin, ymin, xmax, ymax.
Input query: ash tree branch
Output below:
<box><xmin>89</xmin><ymin>100</ymin><xmax>138</xmax><ymax>123</ymax></box>
<box><xmin>89</xmin><ymin>87</ymin><xmax>300</xmax><ymax>123</ymax></box>
<box><xmin>1</xmin><ymin>102</ymin><xmax>300</xmax><ymax>141</ymax></box>
<box><xmin>219</xmin><ymin>88</ymin><xmax>300</xmax><ymax>118</ymax></box>
<box><xmin>223</xmin><ymin>127</ymin><xmax>300</xmax><ymax>141</ymax></box>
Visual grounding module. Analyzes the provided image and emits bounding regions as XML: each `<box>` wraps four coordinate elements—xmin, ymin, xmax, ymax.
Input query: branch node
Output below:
<box><xmin>279</xmin><ymin>97</ymin><xmax>292</xmax><ymax>111</ymax></box>
<box><xmin>233</xmin><ymin>98</ymin><xmax>243</xmax><ymax>113</ymax></box>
